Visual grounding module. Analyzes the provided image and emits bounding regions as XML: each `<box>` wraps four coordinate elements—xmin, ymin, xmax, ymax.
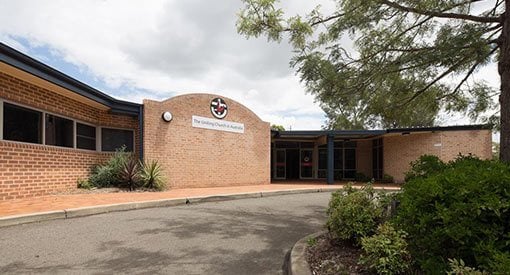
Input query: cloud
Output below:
<box><xmin>0</xmin><ymin>0</ymin><xmax>330</xmax><ymax>130</ymax></box>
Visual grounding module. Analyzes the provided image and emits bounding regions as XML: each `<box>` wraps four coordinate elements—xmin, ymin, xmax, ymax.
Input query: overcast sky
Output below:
<box><xmin>0</xmin><ymin>0</ymin><xmax>500</xmax><ymax>132</ymax></box>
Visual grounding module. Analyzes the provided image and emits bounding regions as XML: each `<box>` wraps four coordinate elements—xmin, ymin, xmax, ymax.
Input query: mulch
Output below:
<box><xmin>306</xmin><ymin>232</ymin><xmax>373</xmax><ymax>275</ymax></box>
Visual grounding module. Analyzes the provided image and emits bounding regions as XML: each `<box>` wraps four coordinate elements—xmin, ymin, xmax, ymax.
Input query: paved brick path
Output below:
<box><xmin>0</xmin><ymin>182</ymin><xmax>400</xmax><ymax>217</ymax></box>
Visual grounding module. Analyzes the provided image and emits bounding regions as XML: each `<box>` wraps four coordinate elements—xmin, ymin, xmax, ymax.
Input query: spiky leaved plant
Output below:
<box><xmin>119</xmin><ymin>157</ymin><xmax>141</xmax><ymax>191</ymax></box>
<box><xmin>140</xmin><ymin>160</ymin><xmax>166</xmax><ymax>191</ymax></box>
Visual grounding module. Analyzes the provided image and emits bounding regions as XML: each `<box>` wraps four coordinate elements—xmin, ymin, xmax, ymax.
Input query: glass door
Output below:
<box><xmin>275</xmin><ymin>149</ymin><xmax>286</xmax><ymax>179</ymax></box>
<box><xmin>300</xmin><ymin>149</ymin><xmax>313</xmax><ymax>178</ymax></box>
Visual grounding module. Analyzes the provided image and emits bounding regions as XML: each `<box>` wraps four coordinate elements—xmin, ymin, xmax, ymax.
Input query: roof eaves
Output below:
<box><xmin>0</xmin><ymin>42</ymin><xmax>141</xmax><ymax>116</ymax></box>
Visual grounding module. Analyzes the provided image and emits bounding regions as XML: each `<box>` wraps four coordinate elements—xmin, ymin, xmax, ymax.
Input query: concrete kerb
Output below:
<box><xmin>0</xmin><ymin>186</ymin><xmax>400</xmax><ymax>228</ymax></box>
<box><xmin>288</xmin><ymin>231</ymin><xmax>325</xmax><ymax>275</ymax></box>
<box><xmin>0</xmin><ymin>210</ymin><xmax>66</xmax><ymax>228</ymax></box>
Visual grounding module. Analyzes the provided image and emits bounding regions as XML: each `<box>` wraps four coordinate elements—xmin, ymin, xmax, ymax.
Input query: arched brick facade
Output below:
<box><xmin>143</xmin><ymin>94</ymin><xmax>270</xmax><ymax>188</ymax></box>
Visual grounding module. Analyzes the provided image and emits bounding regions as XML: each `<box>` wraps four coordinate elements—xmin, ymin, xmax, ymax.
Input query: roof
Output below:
<box><xmin>0</xmin><ymin>42</ymin><xmax>141</xmax><ymax>116</ymax></box>
<box><xmin>272</xmin><ymin>124</ymin><xmax>491</xmax><ymax>139</ymax></box>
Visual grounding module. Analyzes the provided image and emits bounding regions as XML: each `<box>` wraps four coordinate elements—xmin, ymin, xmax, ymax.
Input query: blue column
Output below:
<box><xmin>327</xmin><ymin>134</ymin><xmax>334</xmax><ymax>184</ymax></box>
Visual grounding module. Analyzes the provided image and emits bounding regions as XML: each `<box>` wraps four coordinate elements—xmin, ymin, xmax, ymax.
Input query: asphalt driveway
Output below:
<box><xmin>0</xmin><ymin>192</ymin><xmax>331</xmax><ymax>274</ymax></box>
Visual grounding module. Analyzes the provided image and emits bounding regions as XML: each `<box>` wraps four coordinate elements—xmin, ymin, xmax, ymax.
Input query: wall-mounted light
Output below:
<box><xmin>162</xmin><ymin>111</ymin><xmax>173</xmax><ymax>122</ymax></box>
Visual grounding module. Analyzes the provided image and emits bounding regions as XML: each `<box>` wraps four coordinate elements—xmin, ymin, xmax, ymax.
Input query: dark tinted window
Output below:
<box><xmin>45</xmin><ymin>114</ymin><xmax>73</xmax><ymax>148</ymax></box>
<box><xmin>101</xmin><ymin>128</ymin><xmax>134</xmax><ymax>152</ymax></box>
<box><xmin>3</xmin><ymin>103</ymin><xmax>42</xmax><ymax>144</ymax></box>
<box><xmin>77</xmin><ymin>123</ymin><xmax>96</xmax><ymax>150</ymax></box>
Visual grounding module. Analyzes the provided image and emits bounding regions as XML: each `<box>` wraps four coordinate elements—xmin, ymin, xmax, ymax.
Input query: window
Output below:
<box><xmin>101</xmin><ymin>128</ymin><xmax>134</xmax><ymax>152</ymax></box>
<box><xmin>77</xmin><ymin>123</ymin><xmax>96</xmax><ymax>150</ymax></box>
<box><xmin>45</xmin><ymin>114</ymin><xmax>73</xmax><ymax>148</ymax></box>
<box><xmin>3</xmin><ymin>103</ymin><xmax>42</xmax><ymax>144</ymax></box>
<box><xmin>372</xmin><ymin>138</ymin><xmax>383</xmax><ymax>179</ymax></box>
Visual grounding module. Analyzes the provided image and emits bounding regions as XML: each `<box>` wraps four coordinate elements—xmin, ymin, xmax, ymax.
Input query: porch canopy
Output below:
<box><xmin>271</xmin><ymin>129</ymin><xmax>386</xmax><ymax>184</ymax></box>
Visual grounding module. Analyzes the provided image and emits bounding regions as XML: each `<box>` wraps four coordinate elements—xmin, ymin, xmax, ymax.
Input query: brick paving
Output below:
<box><xmin>0</xmin><ymin>182</ymin><xmax>400</xmax><ymax>217</ymax></box>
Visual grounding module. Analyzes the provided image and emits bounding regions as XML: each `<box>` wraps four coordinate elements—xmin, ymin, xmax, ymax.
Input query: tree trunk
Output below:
<box><xmin>499</xmin><ymin>1</ymin><xmax>510</xmax><ymax>162</ymax></box>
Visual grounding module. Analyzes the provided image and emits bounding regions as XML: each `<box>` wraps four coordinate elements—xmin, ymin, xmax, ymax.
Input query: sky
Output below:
<box><xmin>0</xmin><ymin>0</ymin><xmax>501</xmax><ymax>134</ymax></box>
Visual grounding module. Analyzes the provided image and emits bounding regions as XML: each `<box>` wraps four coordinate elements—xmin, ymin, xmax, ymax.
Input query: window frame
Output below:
<box><xmin>2</xmin><ymin>100</ymin><xmax>43</xmax><ymax>144</ymax></box>
<box><xmin>99</xmin><ymin>126</ymin><xmax>136</xmax><ymax>152</ymax></box>
<box><xmin>0</xmin><ymin>99</ymin><xmax>135</xmax><ymax>153</ymax></box>
<box><xmin>44</xmin><ymin>112</ymin><xmax>75</xmax><ymax>148</ymax></box>
<box><xmin>76</xmin><ymin>121</ymin><xmax>98</xmax><ymax>151</ymax></box>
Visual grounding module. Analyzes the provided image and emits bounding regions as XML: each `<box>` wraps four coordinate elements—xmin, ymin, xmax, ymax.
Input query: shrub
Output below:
<box><xmin>395</xmin><ymin>155</ymin><xmax>510</xmax><ymax>273</ymax></box>
<box><xmin>404</xmin><ymin>154</ymin><xmax>446</xmax><ymax>182</ymax></box>
<box><xmin>140</xmin><ymin>160</ymin><xmax>166</xmax><ymax>190</ymax></box>
<box><xmin>359</xmin><ymin>223</ymin><xmax>411</xmax><ymax>274</ymax></box>
<box><xmin>326</xmin><ymin>184</ymin><xmax>383</xmax><ymax>243</ymax></box>
<box><xmin>89</xmin><ymin>165</ymin><xmax>116</xmax><ymax>187</ymax></box>
<box><xmin>447</xmin><ymin>259</ymin><xmax>487</xmax><ymax>275</ymax></box>
<box><xmin>89</xmin><ymin>146</ymin><xmax>130</xmax><ymax>187</ymax></box>
<box><xmin>77</xmin><ymin>178</ymin><xmax>94</xmax><ymax>190</ymax></box>
<box><xmin>119</xmin><ymin>157</ymin><xmax>141</xmax><ymax>191</ymax></box>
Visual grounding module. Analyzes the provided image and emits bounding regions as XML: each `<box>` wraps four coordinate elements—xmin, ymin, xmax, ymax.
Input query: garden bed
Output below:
<box><xmin>306</xmin><ymin>232</ymin><xmax>371</xmax><ymax>275</ymax></box>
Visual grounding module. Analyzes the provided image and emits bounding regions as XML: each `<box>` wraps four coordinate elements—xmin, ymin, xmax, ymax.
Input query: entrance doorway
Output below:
<box><xmin>286</xmin><ymin>149</ymin><xmax>300</xmax><ymax>180</ymax></box>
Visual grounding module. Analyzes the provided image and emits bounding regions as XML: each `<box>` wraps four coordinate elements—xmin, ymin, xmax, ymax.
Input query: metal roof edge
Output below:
<box><xmin>0</xmin><ymin>42</ymin><xmax>141</xmax><ymax>116</ymax></box>
<box><xmin>385</xmin><ymin>124</ymin><xmax>492</xmax><ymax>133</ymax></box>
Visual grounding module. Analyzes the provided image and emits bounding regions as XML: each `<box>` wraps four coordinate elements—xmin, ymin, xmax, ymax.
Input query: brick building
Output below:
<box><xmin>0</xmin><ymin>43</ymin><xmax>492</xmax><ymax>200</ymax></box>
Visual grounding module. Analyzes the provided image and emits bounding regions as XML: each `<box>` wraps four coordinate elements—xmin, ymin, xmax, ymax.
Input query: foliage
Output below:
<box><xmin>404</xmin><ymin>154</ymin><xmax>447</xmax><ymax>182</ymax></box>
<box><xmin>237</xmin><ymin>0</ymin><xmax>500</xmax><ymax>129</ymax></box>
<box><xmin>270</xmin><ymin>124</ymin><xmax>285</xmax><ymax>131</ymax></box>
<box><xmin>359</xmin><ymin>223</ymin><xmax>411</xmax><ymax>274</ymax></box>
<box><xmin>354</xmin><ymin>172</ymin><xmax>371</xmax><ymax>182</ymax></box>
<box><xmin>89</xmin><ymin>146</ymin><xmax>130</xmax><ymax>187</ymax></box>
<box><xmin>447</xmin><ymin>259</ymin><xmax>488</xmax><ymax>275</ymax></box>
<box><xmin>77</xmin><ymin>178</ymin><xmax>94</xmax><ymax>190</ymax></box>
<box><xmin>140</xmin><ymin>160</ymin><xmax>166</xmax><ymax>190</ymax></box>
<box><xmin>307</xmin><ymin>236</ymin><xmax>317</xmax><ymax>247</ymax></box>
<box><xmin>119</xmin><ymin>157</ymin><xmax>141</xmax><ymax>191</ymax></box>
<box><xmin>326</xmin><ymin>184</ymin><xmax>386</xmax><ymax>243</ymax></box>
<box><xmin>87</xmin><ymin>147</ymin><xmax>166</xmax><ymax>191</ymax></box>
<box><xmin>395</xmin><ymin>156</ymin><xmax>510</xmax><ymax>273</ymax></box>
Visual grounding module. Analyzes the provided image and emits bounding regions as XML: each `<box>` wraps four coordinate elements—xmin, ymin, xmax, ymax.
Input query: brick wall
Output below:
<box><xmin>384</xmin><ymin>130</ymin><xmax>492</xmax><ymax>182</ymax></box>
<box><xmin>143</xmin><ymin>94</ymin><xmax>270</xmax><ymax>188</ymax></box>
<box><xmin>0</xmin><ymin>141</ymin><xmax>111</xmax><ymax>200</ymax></box>
<box><xmin>0</xmin><ymin>71</ymin><xmax>139</xmax><ymax>200</ymax></box>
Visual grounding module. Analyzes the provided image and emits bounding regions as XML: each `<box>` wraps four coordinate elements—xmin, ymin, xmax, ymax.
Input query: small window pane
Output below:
<box><xmin>101</xmin><ymin>128</ymin><xmax>134</xmax><ymax>152</ymax></box>
<box><xmin>77</xmin><ymin>123</ymin><xmax>96</xmax><ymax>150</ymax></box>
<box><xmin>3</xmin><ymin>103</ymin><xmax>42</xmax><ymax>144</ymax></box>
<box><xmin>318</xmin><ymin>149</ymin><xmax>327</xmax><ymax>170</ymax></box>
<box><xmin>45</xmin><ymin>114</ymin><xmax>73</xmax><ymax>148</ymax></box>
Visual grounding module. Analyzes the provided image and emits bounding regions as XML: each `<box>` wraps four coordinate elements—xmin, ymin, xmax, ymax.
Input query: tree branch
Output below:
<box><xmin>437</xmin><ymin>46</ymin><xmax>499</xmax><ymax>100</ymax></box>
<box><xmin>380</xmin><ymin>0</ymin><xmax>501</xmax><ymax>23</ymax></box>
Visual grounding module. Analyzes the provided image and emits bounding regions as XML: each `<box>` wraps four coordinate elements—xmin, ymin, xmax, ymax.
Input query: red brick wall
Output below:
<box><xmin>0</xmin><ymin>71</ymin><xmax>139</xmax><ymax>200</ymax></box>
<box><xmin>384</xmin><ymin>130</ymin><xmax>492</xmax><ymax>182</ymax></box>
<box><xmin>143</xmin><ymin>94</ymin><xmax>270</xmax><ymax>188</ymax></box>
<box><xmin>0</xmin><ymin>141</ymin><xmax>111</xmax><ymax>200</ymax></box>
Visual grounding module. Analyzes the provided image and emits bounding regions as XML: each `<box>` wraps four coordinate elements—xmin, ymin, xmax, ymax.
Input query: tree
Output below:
<box><xmin>270</xmin><ymin>124</ymin><xmax>286</xmax><ymax>131</ymax></box>
<box><xmin>237</xmin><ymin>0</ymin><xmax>507</xmax><ymax>160</ymax></box>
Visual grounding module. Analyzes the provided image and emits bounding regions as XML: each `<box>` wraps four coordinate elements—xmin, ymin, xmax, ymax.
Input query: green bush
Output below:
<box><xmin>89</xmin><ymin>146</ymin><xmax>130</xmax><ymax>187</ymax></box>
<box><xmin>447</xmin><ymin>259</ymin><xmax>487</xmax><ymax>275</ymax></box>
<box><xmin>77</xmin><ymin>178</ymin><xmax>94</xmax><ymax>189</ymax></box>
<box><xmin>359</xmin><ymin>223</ymin><xmax>411</xmax><ymax>274</ymax></box>
<box><xmin>395</xmin><ymin>155</ymin><xmax>510</xmax><ymax>273</ymax></box>
<box><xmin>140</xmin><ymin>160</ymin><xmax>166</xmax><ymax>190</ymax></box>
<box><xmin>404</xmin><ymin>154</ymin><xmax>446</xmax><ymax>182</ymax></box>
<box><xmin>326</xmin><ymin>184</ymin><xmax>384</xmax><ymax>243</ymax></box>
